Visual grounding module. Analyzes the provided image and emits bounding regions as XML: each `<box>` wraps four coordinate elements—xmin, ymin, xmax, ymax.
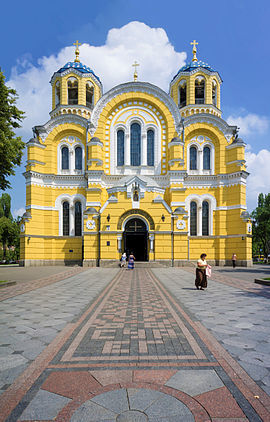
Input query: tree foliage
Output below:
<box><xmin>0</xmin><ymin>68</ymin><xmax>25</xmax><ymax>190</ymax></box>
<box><xmin>251</xmin><ymin>193</ymin><xmax>270</xmax><ymax>259</ymax></box>
<box><xmin>0</xmin><ymin>192</ymin><xmax>12</xmax><ymax>219</ymax></box>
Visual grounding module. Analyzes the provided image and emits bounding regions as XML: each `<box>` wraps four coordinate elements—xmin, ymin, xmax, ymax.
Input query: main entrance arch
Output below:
<box><xmin>124</xmin><ymin>218</ymin><xmax>148</xmax><ymax>261</ymax></box>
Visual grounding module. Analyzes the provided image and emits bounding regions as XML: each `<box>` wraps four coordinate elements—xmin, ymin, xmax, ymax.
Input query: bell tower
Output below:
<box><xmin>49</xmin><ymin>41</ymin><xmax>103</xmax><ymax>120</ymax></box>
<box><xmin>170</xmin><ymin>41</ymin><xmax>222</xmax><ymax>118</ymax></box>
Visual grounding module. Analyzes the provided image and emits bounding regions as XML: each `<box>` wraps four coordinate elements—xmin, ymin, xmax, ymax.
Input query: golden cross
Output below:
<box><xmin>73</xmin><ymin>40</ymin><xmax>82</xmax><ymax>63</ymax></box>
<box><xmin>190</xmin><ymin>39</ymin><xmax>198</xmax><ymax>62</ymax></box>
<box><xmin>73</xmin><ymin>40</ymin><xmax>81</xmax><ymax>49</ymax></box>
<box><xmin>132</xmin><ymin>61</ymin><xmax>140</xmax><ymax>81</ymax></box>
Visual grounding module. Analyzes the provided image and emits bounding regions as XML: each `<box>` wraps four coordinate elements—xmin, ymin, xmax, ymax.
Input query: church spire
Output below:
<box><xmin>190</xmin><ymin>39</ymin><xmax>198</xmax><ymax>62</ymax></box>
<box><xmin>132</xmin><ymin>61</ymin><xmax>140</xmax><ymax>82</ymax></box>
<box><xmin>73</xmin><ymin>40</ymin><xmax>81</xmax><ymax>63</ymax></box>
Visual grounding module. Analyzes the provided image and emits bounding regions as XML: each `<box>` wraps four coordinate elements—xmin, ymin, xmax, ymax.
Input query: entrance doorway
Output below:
<box><xmin>124</xmin><ymin>218</ymin><xmax>148</xmax><ymax>261</ymax></box>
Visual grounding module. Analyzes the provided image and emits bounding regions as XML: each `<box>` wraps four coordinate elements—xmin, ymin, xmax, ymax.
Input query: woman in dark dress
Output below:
<box><xmin>195</xmin><ymin>253</ymin><xmax>208</xmax><ymax>290</ymax></box>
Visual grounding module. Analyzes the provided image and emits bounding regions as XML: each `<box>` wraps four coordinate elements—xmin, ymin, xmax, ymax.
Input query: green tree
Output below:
<box><xmin>251</xmin><ymin>193</ymin><xmax>270</xmax><ymax>260</ymax></box>
<box><xmin>0</xmin><ymin>193</ymin><xmax>12</xmax><ymax>219</ymax></box>
<box><xmin>0</xmin><ymin>68</ymin><xmax>25</xmax><ymax>190</ymax></box>
<box><xmin>0</xmin><ymin>217</ymin><xmax>18</xmax><ymax>259</ymax></box>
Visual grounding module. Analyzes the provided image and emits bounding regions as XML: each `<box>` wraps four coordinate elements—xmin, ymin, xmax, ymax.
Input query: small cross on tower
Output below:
<box><xmin>132</xmin><ymin>61</ymin><xmax>140</xmax><ymax>82</ymax></box>
<box><xmin>190</xmin><ymin>39</ymin><xmax>198</xmax><ymax>62</ymax></box>
<box><xmin>73</xmin><ymin>40</ymin><xmax>82</xmax><ymax>63</ymax></box>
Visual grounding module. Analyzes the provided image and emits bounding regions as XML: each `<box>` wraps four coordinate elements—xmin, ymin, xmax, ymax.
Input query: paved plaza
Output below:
<box><xmin>0</xmin><ymin>265</ymin><xmax>269</xmax><ymax>421</ymax></box>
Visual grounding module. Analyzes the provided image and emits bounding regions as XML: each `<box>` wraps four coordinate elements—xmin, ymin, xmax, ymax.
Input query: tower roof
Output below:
<box><xmin>171</xmin><ymin>40</ymin><xmax>221</xmax><ymax>84</ymax></box>
<box><xmin>54</xmin><ymin>61</ymin><xmax>101</xmax><ymax>82</ymax></box>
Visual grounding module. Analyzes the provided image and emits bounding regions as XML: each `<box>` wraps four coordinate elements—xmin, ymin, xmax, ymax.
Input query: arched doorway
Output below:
<box><xmin>124</xmin><ymin>218</ymin><xmax>148</xmax><ymax>261</ymax></box>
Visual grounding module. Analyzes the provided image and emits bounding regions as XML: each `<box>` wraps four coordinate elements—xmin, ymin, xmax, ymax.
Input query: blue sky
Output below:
<box><xmin>1</xmin><ymin>0</ymin><xmax>269</xmax><ymax>215</ymax></box>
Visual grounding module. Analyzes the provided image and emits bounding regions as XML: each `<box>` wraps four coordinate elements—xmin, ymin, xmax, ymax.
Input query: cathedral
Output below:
<box><xmin>20</xmin><ymin>40</ymin><xmax>252</xmax><ymax>267</ymax></box>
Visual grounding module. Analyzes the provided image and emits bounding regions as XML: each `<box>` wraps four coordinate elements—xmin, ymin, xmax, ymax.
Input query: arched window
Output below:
<box><xmin>75</xmin><ymin>146</ymin><xmax>82</xmax><ymax>170</ymax></box>
<box><xmin>190</xmin><ymin>201</ymin><xmax>197</xmax><ymax>236</ymax></box>
<box><xmin>61</xmin><ymin>147</ymin><xmax>69</xmax><ymax>170</ymax></box>
<box><xmin>195</xmin><ymin>77</ymin><xmax>205</xmax><ymax>104</ymax></box>
<box><xmin>117</xmin><ymin>130</ymin><xmax>125</xmax><ymax>166</ymax></box>
<box><xmin>86</xmin><ymin>82</ymin><xmax>94</xmax><ymax>107</ymax></box>
<box><xmin>130</xmin><ymin>123</ymin><xmax>141</xmax><ymax>166</ymax></box>
<box><xmin>202</xmin><ymin>201</ymin><xmax>209</xmax><ymax>236</ymax></box>
<box><xmin>190</xmin><ymin>146</ymin><xmax>197</xmax><ymax>170</ymax></box>
<box><xmin>203</xmin><ymin>146</ymin><xmax>211</xmax><ymax>170</ymax></box>
<box><xmin>212</xmin><ymin>81</ymin><xmax>217</xmax><ymax>106</ymax></box>
<box><xmin>63</xmin><ymin>202</ymin><xmax>69</xmax><ymax>236</ymax></box>
<box><xmin>75</xmin><ymin>202</ymin><xmax>82</xmax><ymax>236</ymax></box>
<box><xmin>179</xmin><ymin>80</ymin><xmax>187</xmax><ymax>108</ymax></box>
<box><xmin>68</xmin><ymin>77</ymin><xmax>78</xmax><ymax>105</ymax></box>
<box><xmin>147</xmin><ymin>129</ymin><xmax>154</xmax><ymax>166</ymax></box>
<box><xmin>55</xmin><ymin>81</ymin><xmax>60</xmax><ymax>106</ymax></box>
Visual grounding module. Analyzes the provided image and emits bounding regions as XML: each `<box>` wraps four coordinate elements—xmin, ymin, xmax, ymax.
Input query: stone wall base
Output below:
<box><xmin>19</xmin><ymin>259</ymin><xmax>82</xmax><ymax>267</ymax></box>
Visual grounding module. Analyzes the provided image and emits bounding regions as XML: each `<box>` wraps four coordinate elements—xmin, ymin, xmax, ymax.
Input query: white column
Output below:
<box><xmin>198</xmin><ymin>205</ymin><xmax>202</xmax><ymax>236</ymax></box>
<box><xmin>70</xmin><ymin>205</ymin><xmax>75</xmax><ymax>236</ymax></box>
<box><xmin>198</xmin><ymin>150</ymin><xmax>203</xmax><ymax>173</ymax></box>
<box><xmin>117</xmin><ymin>235</ymin><xmax>122</xmax><ymax>252</ymax></box>
<box><xmin>125</xmin><ymin>133</ymin><xmax>130</xmax><ymax>166</ymax></box>
<box><xmin>149</xmin><ymin>234</ymin><xmax>155</xmax><ymax>252</ymax></box>
<box><xmin>142</xmin><ymin>131</ymin><xmax>147</xmax><ymax>166</ymax></box>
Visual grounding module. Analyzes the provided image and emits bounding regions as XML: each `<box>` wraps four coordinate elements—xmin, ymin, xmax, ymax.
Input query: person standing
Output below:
<box><xmin>195</xmin><ymin>253</ymin><xmax>208</xmax><ymax>290</ymax></box>
<box><xmin>120</xmin><ymin>252</ymin><xmax>127</xmax><ymax>268</ymax></box>
<box><xmin>232</xmin><ymin>253</ymin><xmax>237</xmax><ymax>268</ymax></box>
<box><xmin>127</xmin><ymin>252</ymin><xmax>135</xmax><ymax>270</ymax></box>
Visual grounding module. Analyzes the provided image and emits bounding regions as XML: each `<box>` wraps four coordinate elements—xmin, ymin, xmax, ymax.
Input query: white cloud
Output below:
<box><xmin>8</xmin><ymin>21</ymin><xmax>186</xmax><ymax>138</ymax></box>
<box><xmin>227</xmin><ymin>113</ymin><xmax>269</xmax><ymax>136</ymax></box>
<box><xmin>13</xmin><ymin>207</ymin><xmax>25</xmax><ymax>218</ymax></box>
<box><xmin>246</xmin><ymin>149</ymin><xmax>270</xmax><ymax>211</ymax></box>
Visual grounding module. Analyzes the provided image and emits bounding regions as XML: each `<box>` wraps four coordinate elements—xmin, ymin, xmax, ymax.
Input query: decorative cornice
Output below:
<box><xmin>90</xmin><ymin>82</ymin><xmax>181</xmax><ymax>135</ymax></box>
<box><xmin>170</xmin><ymin>68</ymin><xmax>222</xmax><ymax>89</ymax></box>
<box><xmin>33</xmin><ymin>114</ymin><xmax>88</xmax><ymax>143</ymax></box>
<box><xmin>23</xmin><ymin>170</ymin><xmax>87</xmax><ymax>188</ymax></box>
<box><xmin>184</xmin><ymin>113</ymin><xmax>237</xmax><ymax>142</ymax></box>
<box><xmin>50</xmin><ymin>68</ymin><xmax>102</xmax><ymax>90</ymax></box>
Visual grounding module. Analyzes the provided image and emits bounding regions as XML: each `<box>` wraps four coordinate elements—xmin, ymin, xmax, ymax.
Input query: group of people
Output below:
<box><xmin>120</xmin><ymin>250</ymin><xmax>238</xmax><ymax>289</ymax></box>
<box><xmin>120</xmin><ymin>252</ymin><xmax>135</xmax><ymax>270</ymax></box>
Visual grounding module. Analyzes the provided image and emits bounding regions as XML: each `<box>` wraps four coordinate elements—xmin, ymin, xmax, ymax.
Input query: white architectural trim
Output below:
<box><xmin>57</xmin><ymin>137</ymin><xmax>85</xmax><ymax>175</ymax></box>
<box><xmin>55</xmin><ymin>193</ymin><xmax>86</xmax><ymax>236</ymax></box>
<box><xmin>90</xmin><ymin>81</ymin><xmax>181</xmax><ymax>134</ymax></box>
<box><xmin>216</xmin><ymin>205</ymin><xmax>247</xmax><ymax>211</ymax></box>
<box><xmin>110</xmin><ymin>106</ymin><xmax>162</xmax><ymax>175</ymax></box>
<box><xmin>185</xmin><ymin>193</ymin><xmax>216</xmax><ymax>236</ymax></box>
<box><xmin>184</xmin><ymin>113</ymin><xmax>237</xmax><ymax>142</ymax></box>
<box><xmin>122</xmin><ymin>215</ymin><xmax>150</xmax><ymax>232</ymax></box>
<box><xmin>153</xmin><ymin>195</ymin><xmax>172</xmax><ymax>213</ymax></box>
<box><xmin>187</xmin><ymin>139</ymin><xmax>215</xmax><ymax>175</ymax></box>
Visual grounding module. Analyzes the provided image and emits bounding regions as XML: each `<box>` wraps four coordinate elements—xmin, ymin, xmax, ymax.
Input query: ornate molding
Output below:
<box><xmin>117</xmin><ymin>209</ymin><xmax>155</xmax><ymax>230</ymax></box>
<box><xmin>184</xmin><ymin>113</ymin><xmax>237</xmax><ymax>142</ymax></box>
<box><xmin>90</xmin><ymin>82</ymin><xmax>181</xmax><ymax>134</ymax></box>
<box><xmin>34</xmin><ymin>114</ymin><xmax>88</xmax><ymax>143</ymax></box>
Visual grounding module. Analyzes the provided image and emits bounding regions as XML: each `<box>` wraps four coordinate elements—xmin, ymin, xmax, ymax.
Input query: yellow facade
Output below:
<box><xmin>20</xmin><ymin>46</ymin><xmax>252</xmax><ymax>267</ymax></box>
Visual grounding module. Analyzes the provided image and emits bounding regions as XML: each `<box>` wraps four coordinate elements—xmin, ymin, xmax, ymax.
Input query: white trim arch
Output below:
<box><xmin>110</xmin><ymin>106</ymin><xmax>162</xmax><ymax>175</ymax></box>
<box><xmin>185</xmin><ymin>193</ymin><xmax>216</xmax><ymax>236</ymax></box>
<box><xmin>187</xmin><ymin>140</ymin><xmax>215</xmax><ymax>175</ymax></box>
<box><xmin>57</xmin><ymin>138</ymin><xmax>85</xmax><ymax>175</ymax></box>
<box><xmin>122</xmin><ymin>215</ymin><xmax>150</xmax><ymax>232</ymax></box>
<box><xmin>55</xmin><ymin>193</ymin><xmax>86</xmax><ymax>236</ymax></box>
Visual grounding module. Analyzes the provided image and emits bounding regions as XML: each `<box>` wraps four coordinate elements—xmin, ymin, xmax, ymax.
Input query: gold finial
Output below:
<box><xmin>132</xmin><ymin>61</ymin><xmax>140</xmax><ymax>82</ymax></box>
<box><xmin>73</xmin><ymin>40</ymin><xmax>81</xmax><ymax>63</ymax></box>
<box><xmin>190</xmin><ymin>40</ymin><xmax>198</xmax><ymax>62</ymax></box>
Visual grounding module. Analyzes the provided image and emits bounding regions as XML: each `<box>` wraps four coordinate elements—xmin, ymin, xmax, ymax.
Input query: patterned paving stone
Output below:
<box><xmin>18</xmin><ymin>389</ymin><xmax>71</xmax><ymax>421</ymax></box>
<box><xmin>165</xmin><ymin>369</ymin><xmax>224</xmax><ymax>396</ymax></box>
<box><xmin>1</xmin><ymin>268</ymin><xmax>270</xmax><ymax>421</ymax></box>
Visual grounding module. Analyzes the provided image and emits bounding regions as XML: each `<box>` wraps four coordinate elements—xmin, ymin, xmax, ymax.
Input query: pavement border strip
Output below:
<box><xmin>0</xmin><ymin>267</ymin><xmax>85</xmax><ymax>301</ymax></box>
<box><xmin>150</xmin><ymin>268</ymin><xmax>270</xmax><ymax>421</ymax></box>
<box><xmin>0</xmin><ymin>269</ymin><xmax>122</xmax><ymax>422</ymax></box>
<box><xmin>60</xmin><ymin>269</ymin><xmax>127</xmax><ymax>361</ymax></box>
<box><xmin>195</xmin><ymin>322</ymin><xmax>270</xmax><ymax>420</ymax></box>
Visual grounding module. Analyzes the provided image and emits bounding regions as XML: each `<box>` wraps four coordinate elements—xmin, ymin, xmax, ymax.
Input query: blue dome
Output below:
<box><xmin>172</xmin><ymin>60</ymin><xmax>216</xmax><ymax>82</ymax></box>
<box><xmin>56</xmin><ymin>61</ymin><xmax>101</xmax><ymax>82</ymax></box>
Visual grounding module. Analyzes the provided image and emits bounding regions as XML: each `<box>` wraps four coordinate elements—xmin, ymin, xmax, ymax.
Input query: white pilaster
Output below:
<box><xmin>125</xmin><ymin>133</ymin><xmax>130</xmax><ymax>166</ymax></box>
<box><xmin>142</xmin><ymin>131</ymin><xmax>147</xmax><ymax>166</ymax></box>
